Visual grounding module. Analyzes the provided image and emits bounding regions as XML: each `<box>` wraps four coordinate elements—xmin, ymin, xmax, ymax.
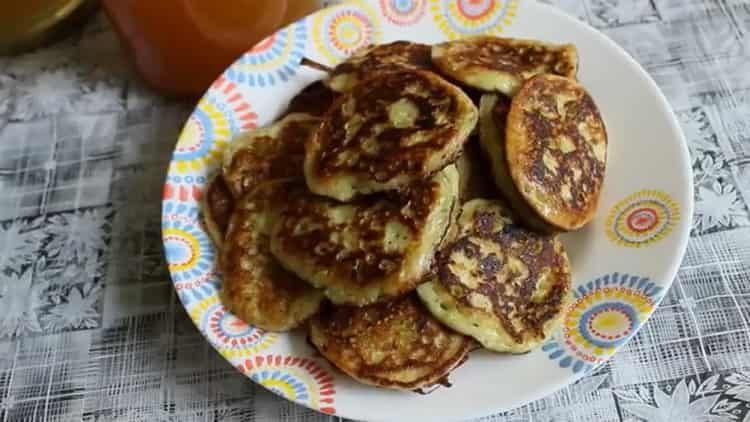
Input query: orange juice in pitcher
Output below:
<box><xmin>102</xmin><ymin>0</ymin><xmax>324</xmax><ymax>98</ymax></box>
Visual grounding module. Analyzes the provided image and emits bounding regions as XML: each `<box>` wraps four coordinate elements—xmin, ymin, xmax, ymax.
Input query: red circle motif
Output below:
<box><xmin>457</xmin><ymin>0</ymin><xmax>496</xmax><ymax>19</ymax></box>
<box><xmin>626</xmin><ymin>207</ymin><xmax>659</xmax><ymax>233</ymax></box>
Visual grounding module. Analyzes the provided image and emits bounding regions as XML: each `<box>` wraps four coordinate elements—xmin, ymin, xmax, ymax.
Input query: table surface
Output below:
<box><xmin>1</xmin><ymin>1</ymin><xmax>750</xmax><ymax>421</ymax></box>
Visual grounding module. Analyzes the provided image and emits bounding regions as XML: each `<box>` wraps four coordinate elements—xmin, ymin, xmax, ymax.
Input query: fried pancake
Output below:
<box><xmin>506</xmin><ymin>74</ymin><xmax>607</xmax><ymax>231</ymax></box>
<box><xmin>271</xmin><ymin>166</ymin><xmax>459</xmax><ymax>306</ymax></box>
<box><xmin>305</xmin><ymin>70</ymin><xmax>477</xmax><ymax>201</ymax></box>
<box><xmin>202</xmin><ymin>173</ymin><xmax>235</xmax><ymax>249</ymax></box>
<box><xmin>285</xmin><ymin>80</ymin><xmax>337</xmax><ymax>116</ymax></box>
<box><xmin>431</xmin><ymin>36</ymin><xmax>578</xmax><ymax>96</ymax></box>
<box><xmin>479</xmin><ymin>94</ymin><xmax>557</xmax><ymax>233</ymax></box>
<box><xmin>325</xmin><ymin>41</ymin><xmax>433</xmax><ymax>93</ymax></box>
<box><xmin>308</xmin><ymin>295</ymin><xmax>473</xmax><ymax>390</ymax></box>
<box><xmin>417</xmin><ymin>199</ymin><xmax>572</xmax><ymax>353</ymax></box>
<box><xmin>221</xmin><ymin>181</ymin><xmax>324</xmax><ymax>332</ymax></box>
<box><xmin>222</xmin><ymin>113</ymin><xmax>320</xmax><ymax>198</ymax></box>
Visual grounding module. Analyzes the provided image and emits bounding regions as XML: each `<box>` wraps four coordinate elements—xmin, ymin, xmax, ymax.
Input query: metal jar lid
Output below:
<box><xmin>0</xmin><ymin>0</ymin><xmax>98</xmax><ymax>55</ymax></box>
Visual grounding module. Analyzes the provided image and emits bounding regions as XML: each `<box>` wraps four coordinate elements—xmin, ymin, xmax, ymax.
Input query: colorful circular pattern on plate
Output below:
<box><xmin>313</xmin><ymin>1</ymin><xmax>381</xmax><ymax>64</ymax></box>
<box><xmin>171</xmin><ymin>76</ymin><xmax>257</xmax><ymax>174</ymax></box>
<box><xmin>430</xmin><ymin>0</ymin><xmax>518</xmax><ymax>39</ymax></box>
<box><xmin>237</xmin><ymin>355</ymin><xmax>336</xmax><ymax>415</ymax></box>
<box><xmin>543</xmin><ymin>272</ymin><xmax>664</xmax><ymax>374</ymax></box>
<box><xmin>162</xmin><ymin>200</ymin><xmax>217</xmax><ymax>303</ymax></box>
<box><xmin>225</xmin><ymin>22</ymin><xmax>307</xmax><ymax>87</ymax></box>
<box><xmin>606</xmin><ymin>190</ymin><xmax>680</xmax><ymax>247</ymax></box>
<box><xmin>190</xmin><ymin>296</ymin><xmax>277</xmax><ymax>358</ymax></box>
<box><xmin>379</xmin><ymin>0</ymin><xmax>427</xmax><ymax>25</ymax></box>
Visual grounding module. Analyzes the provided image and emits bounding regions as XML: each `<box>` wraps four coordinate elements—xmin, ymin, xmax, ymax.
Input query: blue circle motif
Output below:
<box><xmin>163</xmin><ymin>200</ymin><xmax>218</xmax><ymax>304</ymax></box>
<box><xmin>250</xmin><ymin>370</ymin><xmax>311</xmax><ymax>402</ymax></box>
<box><xmin>225</xmin><ymin>21</ymin><xmax>307</xmax><ymax>88</ymax></box>
<box><xmin>165</xmin><ymin>240</ymin><xmax>191</xmax><ymax>263</ymax></box>
<box><xmin>578</xmin><ymin>302</ymin><xmax>639</xmax><ymax>349</ymax></box>
<box><xmin>543</xmin><ymin>272</ymin><xmax>664</xmax><ymax>374</ymax></box>
<box><xmin>395</xmin><ymin>0</ymin><xmax>414</xmax><ymax>13</ymax></box>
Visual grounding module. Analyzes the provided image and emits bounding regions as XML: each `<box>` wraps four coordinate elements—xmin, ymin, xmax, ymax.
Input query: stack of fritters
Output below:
<box><xmin>202</xmin><ymin>37</ymin><xmax>608</xmax><ymax>390</ymax></box>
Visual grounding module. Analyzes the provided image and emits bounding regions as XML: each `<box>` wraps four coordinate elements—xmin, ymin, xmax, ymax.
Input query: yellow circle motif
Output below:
<box><xmin>236</xmin><ymin>355</ymin><xmax>337</xmax><ymax>415</ymax></box>
<box><xmin>189</xmin><ymin>296</ymin><xmax>278</xmax><ymax>361</ymax></box>
<box><xmin>563</xmin><ymin>286</ymin><xmax>655</xmax><ymax>361</ymax></box>
<box><xmin>171</xmin><ymin>77</ymin><xmax>256</xmax><ymax>176</ymax></box>
<box><xmin>544</xmin><ymin>273</ymin><xmax>663</xmax><ymax>374</ymax></box>
<box><xmin>163</xmin><ymin>228</ymin><xmax>200</xmax><ymax>273</ymax></box>
<box><xmin>173</xmin><ymin>99</ymin><xmax>229</xmax><ymax>174</ymax></box>
<box><xmin>262</xmin><ymin>379</ymin><xmax>300</xmax><ymax>400</ymax></box>
<box><xmin>430</xmin><ymin>0</ymin><xmax>518</xmax><ymax>39</ymax></box>
<box><xmin>606</xmin><ymin>190</ymin><xmax>680</xmax><ymax>247</ymax></box>
<box><xmin>313</xmin><ymin>1</ymin><xmax>382</xmax><ymax>65</ymax></box>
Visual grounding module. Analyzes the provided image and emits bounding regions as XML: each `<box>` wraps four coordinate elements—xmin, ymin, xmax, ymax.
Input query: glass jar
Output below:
<box><xmin>102</xmin><ymin>0</ymin><xmax>323</xmax><ymax>98</ymax></box>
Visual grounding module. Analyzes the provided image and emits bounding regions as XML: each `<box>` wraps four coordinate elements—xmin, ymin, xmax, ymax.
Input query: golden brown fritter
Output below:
<box><xmin>285</xmin><ymin>80</ymin><xmax>338</xmax><ymax>116</ymax></box>
<box><xmin>506</xmin><ymin>74</ymin><xmax>607</xmax><ymax>231</ymax></box>
<box><xmin>326</xmin><ymin>41</ymin><xmax>433</xmax><ymax>93</ymax></box>
<box><xmin>418</xmin><ymin>199</ymin><xmax>572</xmax><ymax>353</ymax></box>
<box><xmin>432</xmin><ymin>36</ymin><xmax>578</xmax><ymax>95</ymax></box>
<box><xmin>222</xmin><ymin>113</ymin><xmax>320</xmax><ymax>198</ymax></box>
<box><xmin>271</xmin><ymin>166</ymin><xmax>458</xmax><ymax>306</ymax></box>
<box><xmin>202</xmin><ymin>173</ymin><xmax>235</xmax><ymax>250</ymax></box>
<box><xmin>479</xmin><ymin>94</ymin><xmax>558</xmax><ymax>233</ymax></box>
<box><xmin>305</xmin><ymin>70</ymin><xmax>476</xmax><ymax>201</ymax></box>
<box><xmin>221</xmin><ymin>181</ymin><xmax>324</xmax><ymax>332</ymax></box>
<box><xmin>308</xmin><ymin>295</ymin><xmax>474</xmax><ymax>390</ymax></box>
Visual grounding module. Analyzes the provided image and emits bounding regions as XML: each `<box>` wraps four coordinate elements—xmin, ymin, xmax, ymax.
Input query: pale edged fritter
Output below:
<box><xmin>221</xmin><ymin>180</ymin><xmax>324</xmax><ymax>332</ymax></box>
<box><xmin>308</xmin><ymin>294</ymin><xmax>474</xmax><ymax>390</ymax></box>
<box><xmin>305</xmin><ymin>70</ymin><xmax>477</xmax><ymax>201</ymax></box>
<box><xmin>271</xmin><ymin>166</ymin><xmax>459</xmax><ymax>306</ymax></box>
<box><xmin>325</xmin><ymin>41</ymin><xmax>433</xmax><ymax>93</ymax></box>
<box><xmin>417</xmin><ymin>199</ymin><xmax>572</xmax><ymax>353</ymax></box>
<box><xmin>479</xmin><ymin>94</ymin><xmax>557</xmax><ymax>233</ymax></box>
<box><xmin>431</xmin><ymin>36</ymin><xmax>578</xmax><ymax>96</ymax></box>
<box><xmin>285</xmin><ymin>80</ymin><xmax>338</xmax><ymax>116</ymax></box>
<box><xmin>201</xmin><ymin>173</ymin><xmax>235</xmax><ymax>250</ymax></box>
<box><xmin>222</xmin><ymin>113</ymin><xmax>320</xmax><ymax>198</ymax></box>
<box><xmin>506</xmin><ymin>74</ymin><xmax>608</xmax><ymax>231</ymax></box>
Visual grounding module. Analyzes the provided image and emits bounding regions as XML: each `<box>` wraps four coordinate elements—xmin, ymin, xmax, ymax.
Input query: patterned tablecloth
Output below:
<box><xmin>1</xmin><ymin>1</ymin><xmax>750</xmax><ymax>421</ymax></box>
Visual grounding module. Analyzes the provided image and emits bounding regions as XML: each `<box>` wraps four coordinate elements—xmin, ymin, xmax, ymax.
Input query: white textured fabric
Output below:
<box><xmin>1</xmin><ymin>1</ymin><xmax>750</xmax><ymax>421</ymax></box>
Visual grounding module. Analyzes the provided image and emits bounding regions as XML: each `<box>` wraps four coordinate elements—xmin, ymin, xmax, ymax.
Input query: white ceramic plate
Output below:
<box><xmin>162</xmin><ymin>1</ymin><xmax>693</xmax><ymax>420</ymax></box>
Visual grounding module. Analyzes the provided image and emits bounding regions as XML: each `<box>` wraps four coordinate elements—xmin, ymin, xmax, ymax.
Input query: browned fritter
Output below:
<box><xmin>506</xmin><ymin>74</ymin><xmax>607</xmax><ymax>231</ymax></box>
<box><xmin>308</xmin><ymin>295</ymin><xmax>474</xmax><ymax>390</ymax></box>
<box><xmin>305</xmin><ymin>69</ymin><xmax>476</xmax><ymax>201</ymax></box>
<box><xmin>418</xmin><ymin>199</ymin><xmax>572</xmax><ymax>353</ymax></box>
<box><xmin>285</xmin><ymin>81</ymin><xmax>338</xmax><ymax>116</ymax></box>
<box><xmin>438</xmin><ymin>201</ymin><xmax>570</xmax><ymax>342</ymax></box>
<box><xmin>326</xmin><ymin>41</ymin><xmax>433</xmax><ymax>92</ymax></box>
<box><xmin>432</xmin><ymin>36</ymin><xmax>578</xmax><ymax>95</ymax></box>
<box><xmin>202</xmin><ymin>174</ymin><xmax>235</xmax><ymax>250</ymax></box>
<box><xmin>270</xmin><ymin>166</ymin><xmax>458</xmax><ymax>306</ymax></box>
<box><xmin>479</xmin><ymin>93</ymin><xmax>558</xmax><ymax>234</ymax></box>
<box><xmin>222</xmin><ymin>114</ymin><xmax>320</xmax><ymax>198</ymax></box>
<box><xmin>221</xmin><ymin>181</ymin><xmax>323</xmax><ymax>332</ymax></box>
